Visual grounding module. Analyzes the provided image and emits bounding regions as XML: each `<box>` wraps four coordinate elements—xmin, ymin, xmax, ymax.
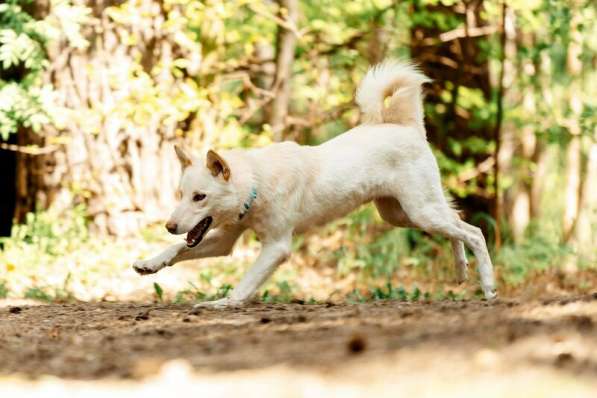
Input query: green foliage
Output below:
<box><xmin>173</xmin><ymin>281</ymin><xmax>235</xmax><ymax>304</ymax></box>
<box><xmin>0</xmin><ymin>0</ymin><xmax>89</xmax><ymax>138</ymax></box>
<box><xmin>23</xmin><ymin>275</ymin><xmax>73</xmax><ymax>303</ymax></box>
<box><xmin>1</xmin><ymin>205</ymin><xmax>88</xmax><ymax>256</ymax></box>
<box><xmin>261</xmin><ymin>280</ymin><xmax>295</xmax><ymax>303</ymax></box>
<box><xmin>23</xmin><ymin>286</ymin><xmax>53</xmax><ymax>302</ymax></box>
<box><xmin>347</xmin><ymin>282</ymin><xmax>433</xmax><ymax>303</ymax></box>
<box><xmin>0</xmin><ymin>280</ymin><xmax>8</xmax><ymax>298</ymax></box>
<box><xmin>1</xmin><ymin>0</ymin><xmax>594</xmax><ymax>303</ymax></box>
<box><xmin>496</xmin><ymin>225</ymin><xmax>572</xmax><ymax>285</ymax></box>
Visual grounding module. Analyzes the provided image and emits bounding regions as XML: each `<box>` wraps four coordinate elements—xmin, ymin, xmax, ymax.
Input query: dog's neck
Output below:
<box><xmin>238</xmin><ymin>186</ymin><xmax>257</xmax><ymax>220</ymax></box>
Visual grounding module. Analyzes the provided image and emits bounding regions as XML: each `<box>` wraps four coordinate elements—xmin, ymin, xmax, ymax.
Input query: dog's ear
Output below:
<box><xmin>174</xmin><ymin>145</ymin><xmax>193</xmax><ymax>169</ymax></box>
<box><xmin>206</xmin><ymin>149</ymin><xmax>231</xmax><ymax>181</ymax></box>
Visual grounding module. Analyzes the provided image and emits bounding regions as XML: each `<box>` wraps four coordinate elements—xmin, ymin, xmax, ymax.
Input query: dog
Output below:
<box><xmin>133</xmin><ymin>60</ymin><xmax>497</xmax><ymax>309</ymax></box>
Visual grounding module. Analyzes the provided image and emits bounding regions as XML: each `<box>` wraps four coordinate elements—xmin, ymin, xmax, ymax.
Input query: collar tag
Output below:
<box><xmin>238</xmin><ymin>187</ymin><xmax>257</xmax><ymax>220</ymax></box>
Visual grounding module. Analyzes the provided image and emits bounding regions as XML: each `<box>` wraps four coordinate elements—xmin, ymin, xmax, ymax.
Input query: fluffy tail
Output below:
<box><xmin>355</xmin><ymin>60</ymin><xmax>431</xmax><ymax>129</ymax></box>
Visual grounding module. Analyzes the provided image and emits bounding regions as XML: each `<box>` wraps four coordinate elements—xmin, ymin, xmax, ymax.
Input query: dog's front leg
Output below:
<box><xmin>133</xmin><ymin>225</ymin><xmax>244</xmax><ymax>275</ymax></box>
<box><xmin>192</xmin><ymin>233</ymin><xmax>292</xmax><ymax>310</ymax></box>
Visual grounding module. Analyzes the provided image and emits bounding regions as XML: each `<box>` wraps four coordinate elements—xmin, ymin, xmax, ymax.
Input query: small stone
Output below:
<box><xmin>347</xmin><ymin>334</ymin><xmax>367</xmax><ymax>354</ymax></box>
<box><xmin>570</xmin><ymin>315</ymin><xmax>593</xmax><ymax>331</ymax></box>
<box><xmin>260</xmin><ymin>317</ymin><xmax>272</xmax><ymax>324</ymax></box>
<box><xmin>9</xmin><ymin>307</ymin><xmax>22</xmax><ymax>314</ymax></box>
<box><xmin>135</xmin><ymin>311</ymin><xmax>150</xmax><ymax>321</ymax></box>
<box><xmin>554</xmin><ymin>352</ymin><xmax>574</xmax><ymax>367</ymax></box>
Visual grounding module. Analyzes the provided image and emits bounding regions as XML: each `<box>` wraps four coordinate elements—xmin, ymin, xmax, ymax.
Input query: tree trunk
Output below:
<box><xmin>367</xmin><ymin>16</ymin><xmax>386</xmax><ymax>65</ymax></box>
<box><xmin>14</xmin><ymin>128</ymin><xmax>53</xmax><ymax>223</ymax></box>
<box><xmin>17</xmin><ymin>0</ymin><xmax>211</xmax><ymax>235</ymax></box>
<box><xmin>269</xmin><ymin>0</ymin><xmax>299</xmax><ymax>142</ymax></box>
<box><xmin>562</xmin><ymin>5</ymin><xmax>584</xmax><ymax>244</ymax></box>
<box><xmin>574</xmin><ymin>141</ymin><xmax>597</xmax><ymax>252</ymax></box>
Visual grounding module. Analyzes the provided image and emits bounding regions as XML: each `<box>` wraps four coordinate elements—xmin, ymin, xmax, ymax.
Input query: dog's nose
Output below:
<box><xmin>165</xmin><ymin>221</ymin><xmax>177</xmax><ymax>234</ymax></box>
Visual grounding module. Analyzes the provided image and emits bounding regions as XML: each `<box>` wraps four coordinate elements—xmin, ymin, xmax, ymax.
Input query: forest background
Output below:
<box><xmin>0</xmin><ymin>0</ymin><xmax>595</xmax><ymax>303</ymax></box>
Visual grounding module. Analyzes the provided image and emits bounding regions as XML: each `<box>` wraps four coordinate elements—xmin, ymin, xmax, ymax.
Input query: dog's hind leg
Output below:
<box><xmin>451</xmin><ymin>238</ymin><xmax>468</xmax><ymax>283</ymax></box>
<box><xmin>398</xmin><ymin>200</ymin><xmax>495</xmax><ymax>299</ymax></box>
<box><xmin>389</xmin><ymin>160</ymin><xmax>495</xmax><ymax>298</ymax></box>
<box><xmin>375</xmin><ymin>197</ymin><xmax>468</xmax><ymax>283</ymax></box>
<box><xmin>133</xmin><ymin>225</ymin><xmax>244</xmax><ymax>275</ymax></box>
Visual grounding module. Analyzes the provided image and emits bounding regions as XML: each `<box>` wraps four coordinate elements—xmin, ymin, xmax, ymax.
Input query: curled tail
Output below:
<box><xmin>355</xmin><ymin>60</ymin><xmax>431</xmax><ymax>129</ymax></box>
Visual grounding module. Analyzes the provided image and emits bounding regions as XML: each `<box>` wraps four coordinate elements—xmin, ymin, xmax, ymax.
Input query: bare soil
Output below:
<box><xmin>1</xmin><ymin>295</ymin><xmax>597</xmax><ymax>395</ymax></box>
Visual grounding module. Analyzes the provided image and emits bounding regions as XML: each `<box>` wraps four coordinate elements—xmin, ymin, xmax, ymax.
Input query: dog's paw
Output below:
<box><xmin>133</xmin><ymin>259</ymin><xmax>167</xmax><ymax>275</ymax></box>
<box><xmin>189</xmin><ymin>298</ymin><xmax>245</xmax><ymax>313</ymax></box>
<box><xmin>483</xmin><ymin>288</ymin><xmax>498</xmax><ymax>301</ymax></box>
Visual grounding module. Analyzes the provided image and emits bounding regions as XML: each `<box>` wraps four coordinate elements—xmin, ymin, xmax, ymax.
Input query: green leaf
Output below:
<box><xmin>153</xmin><ymin>282</ymin><xmax>164</xmax><ymax>302</ymax></box>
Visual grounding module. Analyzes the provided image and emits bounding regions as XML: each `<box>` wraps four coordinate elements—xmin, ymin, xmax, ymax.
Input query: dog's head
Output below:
<box><xmin>166</xmin><ymin>145</ymin><xmax>238</xmax><ymax>247</ymax></box>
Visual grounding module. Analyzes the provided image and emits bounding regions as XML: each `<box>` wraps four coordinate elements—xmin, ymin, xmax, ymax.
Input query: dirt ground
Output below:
<box><xmin>1</xmin><ymin>295</ymin><xmax>597</xmax><ymax>396</ymax></box>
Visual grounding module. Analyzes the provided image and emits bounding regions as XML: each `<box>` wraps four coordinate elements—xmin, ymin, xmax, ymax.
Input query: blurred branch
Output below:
<box><xmin>422</xmin><ymin>26</ymin><xmax>497</xmax><ymax>46</ymax></box>
<box><xmin>224</xmin><ymin>71</ymin><xmax>276</xmax><ymax>99</ymax></box>
<box><xmin>0</xmin><ymin>142</ymin><xmax>59</xmax><ymax>155</ymax></box>
<box><xmin>457</xmin><ymin>157</ymin><xmax>495</xmax><ymax>183</ymax></box>
<box><xmin>247</xmin><ymin>3</ymin><xmax>307</xmax><ymax>39</ymax></box>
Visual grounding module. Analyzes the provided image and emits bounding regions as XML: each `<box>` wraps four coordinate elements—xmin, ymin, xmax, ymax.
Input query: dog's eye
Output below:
<box><xmin>192</xmin><ymin>193</ymin><xmax>206</xmax><ymax>202</ymax></box>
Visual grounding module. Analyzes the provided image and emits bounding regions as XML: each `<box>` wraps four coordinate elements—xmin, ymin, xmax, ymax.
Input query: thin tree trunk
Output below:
<box><xmin>574</xmin><ymin>141</ymin><xmax>597</xmax><ymax>251</ymax></box>
<box><xmin>562</xmin><ymin>5</ymin><xmax>583</xmax><ymax>244</ymax></box>
<box><xmin>492</xmin><ymin>2</ymin><xmax>509</xmax><ymax>248</ymax></box>
<box><xmin>269</xmin><ymin>0</ymin><xmax>298</xmax><ymax>142</ymax></box>
<box><xmin>367</xmin><ymin>16</ymin><xmax>386</xmax><ymax>65</ymax></box>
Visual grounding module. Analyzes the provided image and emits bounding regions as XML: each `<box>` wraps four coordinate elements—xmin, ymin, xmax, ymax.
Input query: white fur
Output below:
<box><xmin>133</xmin><ymin>59</ymin><xmax>496</xmax><ymax>308</ymax></box>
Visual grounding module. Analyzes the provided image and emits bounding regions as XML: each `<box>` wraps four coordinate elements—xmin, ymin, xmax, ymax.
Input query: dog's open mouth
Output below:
<box><xmin>186</xmin><ymin>216</ymin><xmax>213</xmax><ymax>247</ymax></box>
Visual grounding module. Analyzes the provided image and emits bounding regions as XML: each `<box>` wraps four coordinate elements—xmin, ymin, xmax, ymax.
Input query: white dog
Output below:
<box><xmin>133</xmin><ymin>60</ymin><xmax>497</xmax><ymax>309</ymax></box>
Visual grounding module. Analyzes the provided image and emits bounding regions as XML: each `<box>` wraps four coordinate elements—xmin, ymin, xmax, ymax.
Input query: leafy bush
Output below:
<box><xmin>0</xmin><ymin>0</ymin><xmax>89</xmax><ymax>138</ymax></box>
<box><xmin>1</xmin><ymin>205</ymin><xmax>89</xmax><ymax>256</ymax></box>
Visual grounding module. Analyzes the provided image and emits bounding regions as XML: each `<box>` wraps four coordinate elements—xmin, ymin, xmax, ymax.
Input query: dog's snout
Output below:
<box><xmin>165</xmin><ymin>221</ymin><xmax>178</xmax><ymax>234</ymax></box>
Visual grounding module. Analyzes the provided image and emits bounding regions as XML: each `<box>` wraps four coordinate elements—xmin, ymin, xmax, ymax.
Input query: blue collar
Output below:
<box><xmin>238</xmin><ymin>187</ymin><xmax>257</xmax><ymax>220</ymax></box>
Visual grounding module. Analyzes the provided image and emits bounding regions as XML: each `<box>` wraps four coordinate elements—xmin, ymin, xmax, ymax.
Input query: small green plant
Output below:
<box><xmin>213</xmin><ymin>283</ymin><xmax>233</xmax><ymax>299</ymax></box>
<box><xmin>153</xmin><ymin>282</ymin><xmax>164</xmax><ymax>302</ymax></box>
<box><xmin>348</xmin><ymin>282</ymin><xmax>430</xmax><ymax>303</ymax></box>
<box><xmin>173</xmin><ymin>281</ymin><xmax>235</xmax><ymax>304</ymax></box>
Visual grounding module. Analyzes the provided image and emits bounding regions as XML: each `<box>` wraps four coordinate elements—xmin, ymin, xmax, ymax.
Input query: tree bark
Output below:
<box><xmin>269</xmin><ymin>0</ymin><xmax>299</xmax><ymax>142</ymax></box>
